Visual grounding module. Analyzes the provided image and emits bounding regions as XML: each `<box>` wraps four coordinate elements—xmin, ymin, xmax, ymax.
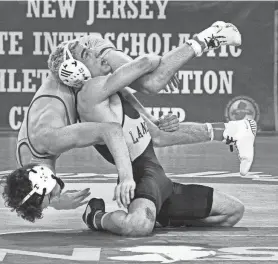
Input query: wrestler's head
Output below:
<box><xmin>48</xmin><ymin>39</ymin><xmax>111</xmax><ymax>88</ymax></box>
<box><xmin>1</xmin><ymin>164</ymin><xmax>64</xmax><ymax>222</ymax></box>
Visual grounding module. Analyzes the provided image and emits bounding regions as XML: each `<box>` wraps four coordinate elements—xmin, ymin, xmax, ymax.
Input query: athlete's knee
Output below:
<box><xmin>122</xmin><ymin>207</ymin><xmax>156</xmax><ymax>236</ymax></box>
<box><xmin>225</xmin><ymin>200</ymin><xmax>245</xmax><ymax>227</ymax></box>
<box><xmin>219</xmin><ymin>197</ymin><xmax>245</xmax><ymax>227</ymax></box>
<box><xmin>212</xmin><ymin>190</ymin><xmax>245</xmax><ymax>227</ymax></box>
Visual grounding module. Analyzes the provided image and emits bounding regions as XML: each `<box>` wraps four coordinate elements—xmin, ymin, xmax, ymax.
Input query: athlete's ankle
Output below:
<box><xmin>206</xmin><ymin>122</ymin><xmax>226</xmax><ymax>141</ymax></box>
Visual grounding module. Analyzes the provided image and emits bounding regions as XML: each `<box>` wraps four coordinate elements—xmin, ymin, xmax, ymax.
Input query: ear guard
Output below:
<box><xmin>58</xmin><ymin>42</ymin><xmax>92</xmax><ymax>89</ymax></box>
<box><xmin>20</xmin><ymin>166</ymin><xmax>57</xmax><ymax>206</ymax></box>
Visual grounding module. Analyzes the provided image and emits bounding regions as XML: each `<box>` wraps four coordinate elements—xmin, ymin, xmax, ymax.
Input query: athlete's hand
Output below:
<box><xmin>50</xmin><ymin>188</ymin><xmax>91</xmax><ymax>210</ymax></box>
<box><xmin>141</xmin><ymin>114</ymin><xmax>164</xmax><ymax>147</ymax></box>
<box><xmin>158</xmin><ymin>114</ymin><xmax>179</xmax><ymax>132</ymax></box>
<box><xmin>113</xmin><ymin>178</ymin><xmax>136</xmax><ymax>208</ymax></box>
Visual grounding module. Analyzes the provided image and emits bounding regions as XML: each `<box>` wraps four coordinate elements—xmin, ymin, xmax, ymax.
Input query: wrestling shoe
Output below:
<box><xmin>82</xmin><ymin>198</ymin><xmax>105</xmax><ymax>231</ymax></box>
<box><xmin>187</xmin><ymin>21</ymin><xmax>242</xmax><ymax>55</ymax></box>
<box><xmin>223</xmin><ymin>119</ymin><xmax>257</xmax><ymax>176</ymax></box>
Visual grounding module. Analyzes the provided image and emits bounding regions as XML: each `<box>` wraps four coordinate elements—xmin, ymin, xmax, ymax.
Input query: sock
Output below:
<box><xmin>93</xmin><ymin>211</ymin><xmax>107</xmax><ymax>230</ymax></box>
<box><xmin>186</xmin><ymin>38</ymin><xmax>206</xmax><ymax>56</ymax></box>
<box><xmin>192</xmin><ymin>35</ymin><xmax>207</xmax><ymax>50</ymax></box>
<box><xmin>208</xmin><ymin>122</ymin><xmax>226</xmax><ymax>141</ymax></box>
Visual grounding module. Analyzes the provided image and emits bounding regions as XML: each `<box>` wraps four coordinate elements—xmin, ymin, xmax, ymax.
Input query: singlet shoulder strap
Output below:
<box><xmin>116</xmin><ymin>92</ymin><xmax>125</xmax><ymax>127</ymax></box>
<box><xmin>74</xmin><ymin>90</ymin><xmax>82</xmax><ymax>123</ymax></box>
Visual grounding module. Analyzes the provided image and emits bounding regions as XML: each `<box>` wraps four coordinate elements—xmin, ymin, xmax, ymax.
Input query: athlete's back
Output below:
<box><xmin>17</xmin><ymin>74</ymin><xmax>77</xmax><ymax>168</ymax></box>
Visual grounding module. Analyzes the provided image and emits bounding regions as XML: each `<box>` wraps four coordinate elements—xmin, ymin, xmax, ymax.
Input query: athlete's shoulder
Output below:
<box><xmin>30</xmin><ymin>82</ymin><xmax>70</xmax><ymax>114</ymax></box>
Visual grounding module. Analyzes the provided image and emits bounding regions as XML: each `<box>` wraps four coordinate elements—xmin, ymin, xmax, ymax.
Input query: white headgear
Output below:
<box><xmin>20</xmin><ymin>166</ymin><xmax>57</xmax><ymax>206</ymax></box>
<box><xmin>58</xmin><ymin>42</ymin><xmax>92</xmax><ymax>89</ymax></box>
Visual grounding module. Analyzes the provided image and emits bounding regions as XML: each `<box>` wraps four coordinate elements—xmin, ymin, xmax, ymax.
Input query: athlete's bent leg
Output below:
<box><xmin>104</xmin><ymin>21</ymin><xmax>241</xmax><ymax>95</ymax></box>
<box><xmin>157</xmin><ymin>182</ymin><xmax>244</xmax><ymax>228</ymax></box>
<box><xmin>83</xmin><ymin>198</ymin><xmax>156</xmax><ymax>237</ymax></box>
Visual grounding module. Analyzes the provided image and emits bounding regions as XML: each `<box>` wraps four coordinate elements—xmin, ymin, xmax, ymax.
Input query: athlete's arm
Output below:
<box><xmin>39</xmin><ymin>119</ymin><xmax>134</xmax><ymax>182</ymax></box>
<box><xmin>103</xmin><ymin>46</ymin><xmax>195</xmax><ymax>94</ymax></box>
<box><xmin>32</xmin><ymin>100</ymin><xmax>134</xmax><ymax>207</ymax></box>
<box><xmin>82</xmin><ymin>54</ymin><xmax>161</xmax><ymax>104</ymax></box>
<box><xmin>45</xmin><ymin>122</ymin><xmax>135</xmax><ymax>208</ymax></box>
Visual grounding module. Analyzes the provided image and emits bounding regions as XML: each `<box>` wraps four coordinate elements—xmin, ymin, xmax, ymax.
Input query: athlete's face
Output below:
<box><xmin>70</xmin><ymin>41</ymin><xmax>111</xmax><ymax>77</ymax></box>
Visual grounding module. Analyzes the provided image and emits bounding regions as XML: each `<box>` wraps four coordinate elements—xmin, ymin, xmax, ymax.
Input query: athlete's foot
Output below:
<box><xmin>223</xmin><ymin>119</ymin><xmax>257</xmax><ymax>176</ymax></box>
<box><xmin>188</xmin><ymin>21</ymin><xmax>242</xmax><ymax>55</ymax></box>
<box><xmin>82</xmin><ymin>198</ymin><xmax>105</xmax><ymax>231</ymax></box>
<box><xmin>209</xmin><ymin>21</ymin><xmax>241</xmax><ymax>47</ymax></box>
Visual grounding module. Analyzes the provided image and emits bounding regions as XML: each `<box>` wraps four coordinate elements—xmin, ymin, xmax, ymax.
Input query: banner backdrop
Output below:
<box><xmin>0</xmin><ymin>1</ymin><xmax>276</xmax><ymax>131</ymax></box>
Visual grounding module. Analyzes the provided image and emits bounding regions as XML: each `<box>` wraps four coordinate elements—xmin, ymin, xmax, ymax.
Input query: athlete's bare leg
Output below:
<box><xmin>83</xmin><ymin>198</ymin><xmax>156</xmax><ymax>237</ymax></box>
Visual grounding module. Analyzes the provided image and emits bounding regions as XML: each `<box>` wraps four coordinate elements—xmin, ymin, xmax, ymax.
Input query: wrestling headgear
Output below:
<box><xmin>58</xmin><ymin>42</ymin><xmax>91</xmax><ymax>89</ymax></box>
<box><xmin>20</xmin><ymin>166</ymin><xmax>57</xmax><ymax>206</ymax></box>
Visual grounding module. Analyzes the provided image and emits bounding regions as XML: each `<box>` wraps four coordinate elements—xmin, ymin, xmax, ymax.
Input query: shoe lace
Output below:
<box><xmin>205</xmin><ymin>34</ymin><xmax>221</xmax><ymax>49</ymax></box>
